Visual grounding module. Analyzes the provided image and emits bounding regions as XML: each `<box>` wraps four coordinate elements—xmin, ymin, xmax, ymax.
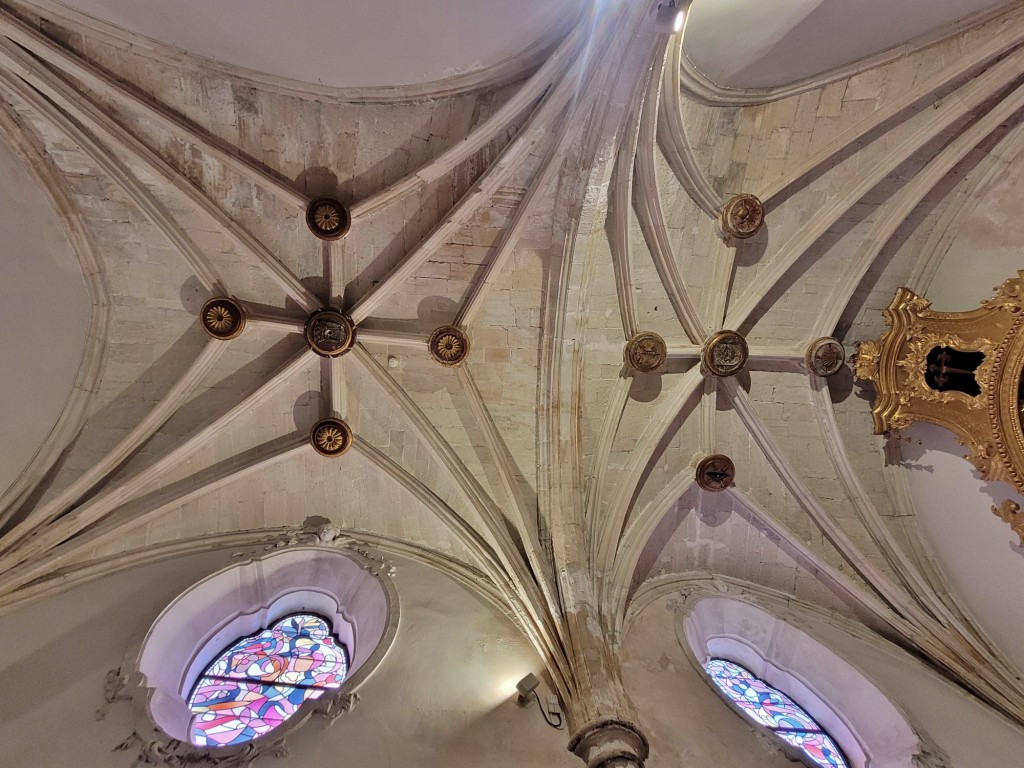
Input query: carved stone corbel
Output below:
<box><xmin>314</xmin><ymin>691</ymin><xmax>360</xmax><ymax>727</ymax></box>
<box><xmin>272</xmin><ymin>523</ymin><xmax>397</xmax><ymax>577</ymax></box>
<box><xmin>233</xmin><ymin>522</ymin><xmax>396</xmax><ymax>574</ymax></box>
<box><xmin>912</xmin><ymin>736</ymin><xmax>951</xmax><ymax>768</ymax></box>
<box><xmin>114</xmin><ymin>732</ymin><xmax>287</xmax><ymax>768</ymax></box>
<box><xmin>96</xmin><ymin>666</ymin><xmax>130</xmax><ymax>721</ymax></box>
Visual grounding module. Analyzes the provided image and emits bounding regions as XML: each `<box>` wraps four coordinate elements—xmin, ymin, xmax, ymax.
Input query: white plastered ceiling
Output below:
<box><xmin>0</xmin><ymin>132</ymin><xmax>89</xmax><ymax>495</ymax></box>
<box><xmin>901</xmin><ymin>148</ymin><xmax>1024</xmax><ymax>674</ymax></box>
<box><xmin>55</xmin><ymin>0</ymin><xmax>585</xmax><ymax>88</ymax></box>
<box><xmin>683</xmin><ymin>0</ymin><xmax>1011</xmax><ymax>89</ymax></box>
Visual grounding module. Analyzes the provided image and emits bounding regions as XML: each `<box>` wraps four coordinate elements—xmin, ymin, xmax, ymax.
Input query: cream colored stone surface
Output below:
<box><xmin>2</xmin><ymin>0</ymin><xmax>1024</xmax><ymax>765</ymax></box>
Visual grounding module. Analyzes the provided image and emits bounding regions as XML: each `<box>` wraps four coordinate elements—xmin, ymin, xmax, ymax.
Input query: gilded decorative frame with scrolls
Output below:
<box><xmin>855</xmin><ymin>272</ymin><xmax>1024</xmax><ymax>492</ymax></box>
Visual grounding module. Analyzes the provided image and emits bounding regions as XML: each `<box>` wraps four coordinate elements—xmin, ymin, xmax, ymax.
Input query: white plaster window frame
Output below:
<box><xmin>120</xmin><ymin>545</ymin><xmax>399</xmax><ymax>762</ymax></box>
<box><xmin>682</xmin><ymin>596</ymin><xmax>923</xmax><ymax>768</ymax></box>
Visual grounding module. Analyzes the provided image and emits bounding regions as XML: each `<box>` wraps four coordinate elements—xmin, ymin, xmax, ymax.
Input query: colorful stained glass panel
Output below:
<box><xmin>188</xmin><ymin>614</ymin><xmax>348</xmax><ymax>748</ymax></box>
<box><xmin>705</xmin><ymin>658</ymin><xmax>849</xmax><ymax>768</ymax></box>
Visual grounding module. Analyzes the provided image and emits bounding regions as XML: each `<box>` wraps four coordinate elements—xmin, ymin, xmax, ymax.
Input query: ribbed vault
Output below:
<box><xmin>2</xmin><ymin>1</ymin><xmax>1024</xmax><ymax>763</ymax></box>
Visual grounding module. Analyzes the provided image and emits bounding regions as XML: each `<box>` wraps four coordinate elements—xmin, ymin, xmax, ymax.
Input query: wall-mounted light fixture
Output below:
<box><xmin>516</xmin><ymin>673</ymin><xmax>541</xmax><ymax>706</ymax></box>
<box><xmin>515</xmin><ymin>673</ymin><xmax>565</xmax><ymax>729</ymax></box>
<box><xmin>655</xmin><ymin>1</ymin><xmax>685</xmax><ymax>34</ymax></box>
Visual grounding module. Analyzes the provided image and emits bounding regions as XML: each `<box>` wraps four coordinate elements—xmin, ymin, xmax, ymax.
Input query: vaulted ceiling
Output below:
<box><xmin>1</xmin><ymin>0</ymin><xmax>1024</xmax><ymax>741</ymax></box>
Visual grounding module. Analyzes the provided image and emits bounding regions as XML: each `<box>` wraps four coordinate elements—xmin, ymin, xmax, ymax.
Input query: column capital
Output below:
<box><xmin>567</xmin><ymin>717</ymin><xmax>650</xmax><ymax>768</ymax></box>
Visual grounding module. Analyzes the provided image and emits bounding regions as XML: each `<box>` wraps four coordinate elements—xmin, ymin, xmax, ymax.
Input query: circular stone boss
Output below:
<box><xmin>701</xmin><ymin>330</ymin><xmax>749</xmax><ymax>377</ymax></box>
<box><xmin>805</xmin><ymin>337</ymin><xmax>847</xmax><ymax>377</ymax></box>
<box><xmin>200</xmin><ymin>297</ymin><xmax>246</xmax><ymax>340</ymax></box>
<box><xmin>310</xmin><ymin>418</ymin><xmax>353</xmax><ymax>457</ymax></box>
<box><xmin>306</xmin><ymin>197</ymin><xmax>351</xmax><ymax>241</ymax></box>
<box><xmin>625</xmin><ymin>331</ymin><xmax>668</xmax><ymax>373</ymax></box>
<box><xmin>721</xmin><ymin>194</ymin><xmax>765</xmax><ymax>239</ymax></box>
<box><xmin>305</xmin><ymin>309</ymin><xmax>356</xmax><ymax>357</ymax></box>
<box><xmin>696</xmin><ymin>454</ymin><xmax>736</xmax><ymax>492</ymax></box>
<box><xmin>428</xmin><ymin>325</ymin><xmax>471</xmax><ymax>367</ymax></box>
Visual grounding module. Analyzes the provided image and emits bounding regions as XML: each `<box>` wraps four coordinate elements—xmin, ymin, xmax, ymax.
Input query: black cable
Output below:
<box><xmin>530</xmin><ymin>690</ymin><xmax>565</xmax><ymax>730</ymax></box>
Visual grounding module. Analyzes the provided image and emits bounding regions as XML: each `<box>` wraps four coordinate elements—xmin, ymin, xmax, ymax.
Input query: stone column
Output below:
<box><xmin>546</xmin><ymin>463</ymin><xmax>652</xmax><ymax>766</ymax></box>
<box><xmin>552</xmin><ymin>547</ymin><xmax>651</xmax><ymax>767</ymax></box>
<box><xmin>568</xmin><ymin>717</ymin><xmax>650</xmax><ymax>768</ymax></box>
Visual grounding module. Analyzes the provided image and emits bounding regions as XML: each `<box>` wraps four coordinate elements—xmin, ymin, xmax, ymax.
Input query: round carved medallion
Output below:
<box><xmin>310</xmin><ymin>418</ymin><xmax>353</xmax><ymax>457</ymax></box>
<box><xmin>805</xmin><ymin>337</ymin><xmax>846</xmax><ymax>377</ymax></box>
<box><xmin>428</xmin><ymin>325</ymin><xmax>470</xmax><ymax>367</ymax></box>
<box><xmin>306</xmin><ymin>197</ymin><xmax>351</xmax><ymax>241</ymax></box>
<box><xmin>696</xmin><ymin>454</ymin><xmax>735</xmax><ymax>492</ymax></box>
<box><xmin>200</xmin><ymin>297</ymin><xmax>246</xmax><ymax>340</ymax></box>
<box><xmin>721</xmin><ymin>194</ymin><xmax>765</xmax><ymax>239</ymax></box>
<box><xmin>304</xmin><ymin>309</ymin><xmax>356</xmax><ymax>357</ymax></box>
<box><xmin>625</xmin><ymin>331</ymin><xmax>668</xmax><ymax>373</ymax></box>
<box><xmin>702</xmin><ymin>330</ymin><xmax>749</xmax><ymax>377</ymax></box>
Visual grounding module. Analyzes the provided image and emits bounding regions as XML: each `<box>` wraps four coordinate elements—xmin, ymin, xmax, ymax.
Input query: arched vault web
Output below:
<box><xmin>1</xmin><ymin>1</ymin><xmax>1024</xmax><ymax>763</ymax></box>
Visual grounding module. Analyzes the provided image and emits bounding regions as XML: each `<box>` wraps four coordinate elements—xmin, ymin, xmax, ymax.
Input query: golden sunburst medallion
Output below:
<box><xmin>305</xmin><ymin>197</ymin><xmax>351</xmax><ymax>241</ymax></box>
<box><xmin>199</xmin><ymin>297</ymin><xmax>246</xmax><ymax>340</ymax></box>
<box><xmin>428</xmin><ymin>326</ymin><xmax>470</xmax><ymax>367</ymax></box>
<box><xmin>310</xmin><ymin>418</ymin><xmax>353</xmax><ymax>457</ymax></box>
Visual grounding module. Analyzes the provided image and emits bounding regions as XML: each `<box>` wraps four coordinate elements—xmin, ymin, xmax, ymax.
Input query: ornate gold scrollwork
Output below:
<box><xmin>992</xmin><ymin>500</ymin><xmax>1024</xmax><ymax>547</ymax></box>
<box><xmin>854</xmin><ymin>272</ymin><xmax>1024</xmax><ymax>494</ymax></box>
<box><xmin>895</xmin><ymin>333</ymin><xmax>994</xmax><ymax>411</ymax></box>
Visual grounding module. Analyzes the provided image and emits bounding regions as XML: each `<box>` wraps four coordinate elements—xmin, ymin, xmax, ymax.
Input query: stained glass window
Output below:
<box><xmin>188</xmin><ymin>613</ymin><xmax>348</xmax><ymax>748</ymax></box>
<box><xmin>705</xmin><ymin>658</ymin><xmax>849</xmax><ymax>768</ymax></box>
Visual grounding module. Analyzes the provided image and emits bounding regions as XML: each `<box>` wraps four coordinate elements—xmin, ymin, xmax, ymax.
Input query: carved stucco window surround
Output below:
<box><xmin>680</xmin><ymin>595</ymin><xmax>935</xmax><ymax>768</ymax></box>
<box><xmin>105</xmin><ymin>543</ymin><xmax>399</xmax><ymax>766</ymax></box>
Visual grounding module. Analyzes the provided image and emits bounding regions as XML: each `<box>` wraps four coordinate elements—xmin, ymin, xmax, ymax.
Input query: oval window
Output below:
<box><xmin>705</xmin><ymin>658</ymin><xmax>849</xmax><ymax>768</ymax></box>
<box><xmin>188</xmin><ymin>613</ymin><xmax>348</xmax><ymax>747</ymax></box>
